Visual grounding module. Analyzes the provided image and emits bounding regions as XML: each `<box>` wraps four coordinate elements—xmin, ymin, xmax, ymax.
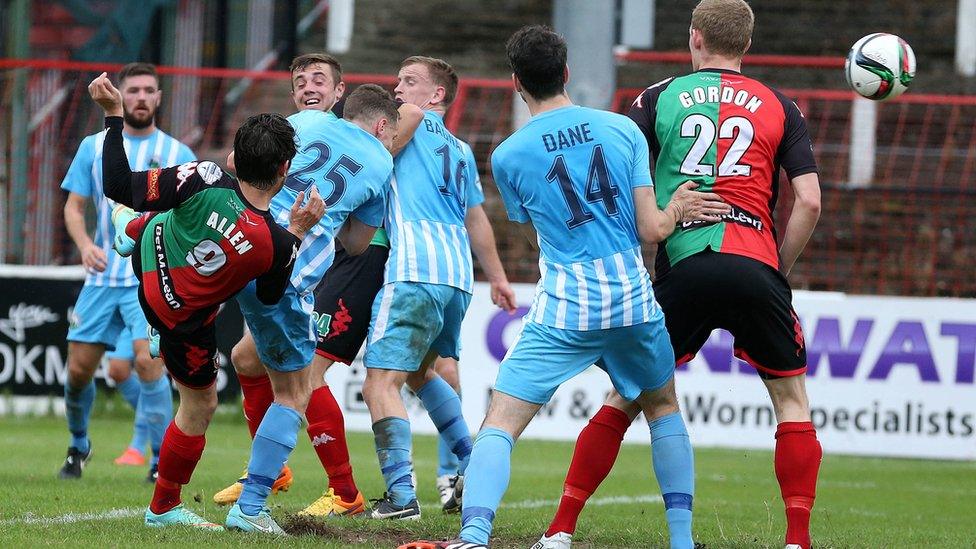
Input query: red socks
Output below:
<box><xmin>306</xmin><ymin>385</ymin><xmax>359</xmax><ymax>501</ymax></box>
<box><xmin>546</xmin><ymin>405</ymin><xmax>631</xmax><ymax>537</ymax></box>
<box><xmin>238</xmin><ymin>373</ymin><xmax>274</xmax><ymax>438</ymax></box>
<box><xmin>774</xmin><ymin>421</ymin><xmax>822</xmax><ymax>549</ymax></box>
<box><xmin>151</xmin><ymin>421</ymin><xmax>206</xmax><ymax>514</ymax></box>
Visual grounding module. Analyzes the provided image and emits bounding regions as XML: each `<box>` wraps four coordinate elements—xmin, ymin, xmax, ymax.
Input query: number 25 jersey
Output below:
<box><xmin>628</xmin><ymin>68</ymin><xmax>818</xmax><ymax>275</ymax></box>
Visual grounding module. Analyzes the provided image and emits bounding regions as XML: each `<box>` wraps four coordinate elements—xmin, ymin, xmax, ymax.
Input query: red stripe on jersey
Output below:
<box><xmin>714</xmin><ymin>73</ymin><xmax>786</xmax><ymax>270</ymax></box>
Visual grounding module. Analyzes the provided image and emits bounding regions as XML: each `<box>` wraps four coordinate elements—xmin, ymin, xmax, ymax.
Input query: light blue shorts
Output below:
<box><xmin>364</xmin><ymin>282</ymin><xmax>471</xmax><ymax>372</ymax></box>
<box><xmin>67</xmin><ymin>285</ymin><xmax>149</xmax><ymax>352</ymax></box>
<box><xmin>494</xmin><ymin>317</ymin><xmax>676</xmax><ymax>405</ymax></box>
<box><xmin>236</xmin><ymin>281</ymin><xmax>315</xmax><ymax>372</ymax></box>
<box><xmin>106</xmin><ymin>327</ymin><xmax>135</xmax><ymax>361</ymax></box>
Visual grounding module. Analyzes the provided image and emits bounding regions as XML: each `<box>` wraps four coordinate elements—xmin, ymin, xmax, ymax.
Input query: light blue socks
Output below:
<box><xmin>649</xmin><ymin>412</ymin><xmax>695</xmax><ymax>549</ymax></box>
<box><xmin>459</xmin><ymin>428</ymin><xmax>515</xmax><ymax>545</ymax></box>
<box><xmin>238</xmin><ymin>402</ymin><xmax>302</xmax><ymax>515</ymax></box>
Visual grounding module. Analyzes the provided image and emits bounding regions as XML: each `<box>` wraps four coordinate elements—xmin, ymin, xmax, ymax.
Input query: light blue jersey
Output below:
<box><xmin>272</xmin><ymin>110</ymin><xmax>392</xmax><ymax>294</ymax></box>
<box><xmin>491</xmin><ymin>105</ymin><xmax>657</xmax><ymax>331</ymax></box>
<box><xmin>386</xmin><ymin>111</ymin><xmax>484</xmax><ymax>293</ymax></box>
<box><xmin>61</xmin><ymin>129</ymin><xmax>195</xmax><ymax>287</ymax></box>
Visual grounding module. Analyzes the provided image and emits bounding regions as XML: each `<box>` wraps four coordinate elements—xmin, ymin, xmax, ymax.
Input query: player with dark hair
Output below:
<box><xmin>403</xmin><ymin>24</ymin><xmax>728</xmax><ymax>549</ymax></box>
<box><xmin>224</xmin><ymin>82</ymin><xmax>405</xmax><ymax>534</ymax></box>
<box><xmin>211</xmin><ymin>53</ymin><xmax>424</xmax><ymax>518</ymax></box>
<box><xmin>362</xmin><ymin>55</ymin><xmax>516</xmax><ymax>521</ymax></box>
<box><xmin>86</xmin><ymin>73</ymin><xmax>323</xmax><ymax>530</ymax></box>
<box><xmin>541</xmin><ymin>1</ymin><xmax>824</xmax><ymax>548</ymax></box>
<box><xmin>59</xmin><ymin>62</ymin><xmax>193</xmax><ymax>483</ymax></box>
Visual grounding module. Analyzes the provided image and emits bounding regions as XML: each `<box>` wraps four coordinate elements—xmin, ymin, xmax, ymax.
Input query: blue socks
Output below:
<box><xmin>416</xmin><ymin>377</ymin><xmax>471</xmax><ymax>474</ymax></box>
<box><xmin>649</xmin><ymin>412</ymin><xmax>695</xmax><ymax>549</ymax></box>
<box><xmin>238</xmin><ymin>403</ymin><xmax>302</xmax><ymax>516</ymax></box>
<box><xmin>138</xmin><ymin>375</ymin><xmax>173</xmax><ymax>466</ymax></box>
<box><xmin>65</xmin><ymin>380</ymin><xmax>96</xmax><ymax>453</ymax></box>
<box><xmin>116</xmin><ymin>375</ymin><xmax>149</xmax><ymax>453</ymax></box>
<box><xmin>438</xmin><ymin>435</ymin><xmax>460</xmax><ymax>477</ymax></box>
<box><xmin>372</xmin><ymin>416</ymin><xmax>415</xmax><ymax>506</ymax></box>
<box><xmin>459</xmin><ymin>428</ymin><xmax>515</xmax><ymax>545</ymax></box>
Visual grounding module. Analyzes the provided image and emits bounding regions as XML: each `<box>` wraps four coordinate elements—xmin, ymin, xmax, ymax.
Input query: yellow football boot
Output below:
<box><xmin>300</xmin><ymin>488</ymin><xmax>366</xmax><ymax>517</ymax></box>
<box><xmin>212</xmin><ymin>464</ymin><xmax>293</xmax><ymax>505</ymax></box>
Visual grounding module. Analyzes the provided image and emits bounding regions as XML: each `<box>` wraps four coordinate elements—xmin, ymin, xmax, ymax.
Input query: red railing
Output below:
<box><xmin>2</xmin><ymin>59</ymin><xmax>974</xmax><ymax>297</ymax></box>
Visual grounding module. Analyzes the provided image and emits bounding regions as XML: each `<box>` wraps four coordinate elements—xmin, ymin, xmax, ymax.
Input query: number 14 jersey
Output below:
<box><xmin>628</xmin><ymin>68</ymin><xmax>818</xmax><ymax>275</ymax></box>
<box><xmin>491</xmin><ymin>105</ymin><xmax>657</xmax><ymax>331</ymax></box>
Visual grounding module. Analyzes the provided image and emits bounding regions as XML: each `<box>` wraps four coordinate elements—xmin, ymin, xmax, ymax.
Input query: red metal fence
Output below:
<box><xmin>2</xmin><ymin>58</ymin><xmax>974</xmax><ymax>297</ymax></box>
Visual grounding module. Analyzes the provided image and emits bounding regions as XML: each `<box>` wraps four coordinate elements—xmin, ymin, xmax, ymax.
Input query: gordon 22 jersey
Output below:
<box><xmin>628</xmin><ymin>68</ymin><xmax>818</xmax><ymax>275</ymax></box>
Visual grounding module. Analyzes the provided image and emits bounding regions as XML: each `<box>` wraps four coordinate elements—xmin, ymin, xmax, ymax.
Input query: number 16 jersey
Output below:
<box><xmin>628</xmin><ymin>68</ymin><xmax>818</xmax><ymax>276</ymax></box>
<box><xmin>491</xmin><ymin>105</ymin><xmax>658</xmax><ymax>331</ymax></box>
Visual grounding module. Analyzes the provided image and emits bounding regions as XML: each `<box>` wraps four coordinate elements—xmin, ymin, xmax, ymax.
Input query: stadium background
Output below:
<box><xmin>0</xmin><ymin>0</ymin><xmax>974</xmax><ymax>458</ymax></box>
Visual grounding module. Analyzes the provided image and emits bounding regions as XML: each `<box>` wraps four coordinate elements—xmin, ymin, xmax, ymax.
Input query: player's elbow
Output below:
<box><xmin>795</xmin><ymin>192</ymin><xmax>821</xmax><ymax>220</ymax></box>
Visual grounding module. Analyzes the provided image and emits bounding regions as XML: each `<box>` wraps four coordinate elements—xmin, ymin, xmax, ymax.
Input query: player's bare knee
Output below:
<box><xmin>106</xmin><ymin>360</ymin><xmax>131</xmax><ymax>383</ymax></box>
<box><xmin>405</xmin><ymin>368</ymin><xmax>434</xmax><ymax>391</ymax></box>
<box><xmin>635</xmin><ymin>378</ymin><xmax>681</xmax><ymax>421</ymax></box>
<box><xmin>133</xmin><ymin>352</ymin><xmax>162</xmax><ymax>382</ymax></box>
<box><xmin>230</xmin><ymin>340</ymin><xmax>262</xmax><ymax>376</ymax></box>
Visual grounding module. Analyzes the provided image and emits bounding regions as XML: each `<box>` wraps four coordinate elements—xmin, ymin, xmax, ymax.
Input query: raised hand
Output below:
<box><xmin>87</xmin><ymin>72</ymin><xmax>123</xmax><ymax>117</ymax></box>
<box><xmin>287</xmin><ymin>186</ymin><xmax>326</xmax><ymax>239</ymax></box>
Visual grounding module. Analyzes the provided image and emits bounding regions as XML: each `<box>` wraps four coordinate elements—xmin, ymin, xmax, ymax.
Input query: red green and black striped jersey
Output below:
<box><xmin>628</xmin><ymin>68</ymin><xmax>817</xmax><ymax>275</ymax></box>
<box><xmin>101</xmin><ymin>116</ymin><xmax>300</xmax><ymax>332</ymax></box>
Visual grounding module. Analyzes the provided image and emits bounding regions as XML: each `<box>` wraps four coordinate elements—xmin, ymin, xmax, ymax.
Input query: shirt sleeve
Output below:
<box><xmin>464</xmin><ymin>146</ymin><xmax>485</xmax><ymax>208</ymax></box>
<box><xmin>627</xmin><ymin>78</ymin><xmax>670</xmax><ymax>162</ymax></box>
<box><xmin>60</xmin><ymin>136</ymin><xmax>95</xmax><ymax>196</ymax></box>
<box><xmin>254</xmin><ymin>224</ymin><xmax>301</xmax><ymax>305</ymax></box>
<box><xmin>774</xmin><ymin>92</ymin><xmax>819</xmax><ymax>179</ymax></box>
<box><xmin>102</xmin><ymin>116</ymin><xmax>228</xmax><ymax>210</ymax></box>
<box><xmin>351</xmin><ymin>175</ymin><xmax>388</xmax><ymax>227</ymax></box>
<box><xmin>489</xmin><ymin>150</ymin><xmax>529</xmax><ymax>224</ymax></box>
<box><xmin>629</xmin><ymin>121</ymin><xmax>654</xmax><ymax>188</ymax></box>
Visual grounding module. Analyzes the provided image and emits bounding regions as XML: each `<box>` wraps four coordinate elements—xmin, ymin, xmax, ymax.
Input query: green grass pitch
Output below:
<box><xmin>0</xmin><ymin>407</ymin><xmax>972</xmax><ymax>548</ymax></box>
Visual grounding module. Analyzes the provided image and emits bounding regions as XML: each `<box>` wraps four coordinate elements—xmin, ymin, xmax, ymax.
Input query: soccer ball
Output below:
<box><xmin>845</xmin><ymin>33</ymin><xmax>916</xmax><ymax>101</ymax></box>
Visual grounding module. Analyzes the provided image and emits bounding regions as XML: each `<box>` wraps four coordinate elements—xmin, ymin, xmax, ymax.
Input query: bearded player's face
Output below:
<box><xmin>121</xmin><ymin>74</ymin><xmax>161</xmax><ymax>130</ymax></box>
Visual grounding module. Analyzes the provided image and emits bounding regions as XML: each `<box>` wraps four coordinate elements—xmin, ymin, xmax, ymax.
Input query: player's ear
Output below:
<box><xmin>279</xmin><ymin>159</ymin><xmax>291</xmax><ymax>178</ymax></box>
<box><xmin>743</xmin><ymin>38</ymin><xmax>752</xmax><ymax>55</ymax></box>
<box><xmin>511</xmin><ymin>73</ymin><xmax>522</xmax><ymax>93</ymax></box>
<box><xmin>433</xmin><ymin>85</ymin><xmax>447</xmax><ymax>105</ymax></box>
<box><xmin>335</xmin><ymin>81</ymin><xmax>346</xmax><ymax>100</ymax></box>
<box><xmin>563</xmin><ymin>65</ymin><xmax>569</xmax><ymax>85</ymax></box>
<box><xmin>226</xmin><ymin>151</ymin><xmax>236</xmax><ymax>173</ymax></box>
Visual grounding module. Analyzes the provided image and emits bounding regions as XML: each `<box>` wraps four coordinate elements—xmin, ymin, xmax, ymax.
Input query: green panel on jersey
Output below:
<box><xmin>139</xmin><ymin>188</ymin><xmax>252</xmax><ymax>273</ymax></box>
<box><xmin>654</xmin><ymin>72</ymin><xmax>726</xmax><ymax>266</ymax></box>
<box><xmin>370</xmin><ymin>227</ymin><xmax>390</xmax><ymax>247</ymax></box>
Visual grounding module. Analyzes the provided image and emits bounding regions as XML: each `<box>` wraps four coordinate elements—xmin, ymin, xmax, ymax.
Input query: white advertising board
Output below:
<box><xmin>326</xmin><ymin>283</ymin><xmax>976</xmax><ymax>460</ymax></box>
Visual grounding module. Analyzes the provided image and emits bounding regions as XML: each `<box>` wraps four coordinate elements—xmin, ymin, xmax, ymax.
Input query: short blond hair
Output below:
<box><xmin>691</xmin><ymin>0</ymin><xmax>754</xmax><ymax>58</ymax></box>
<box><xmin>401</xmin><ymin>56</ymin><xmax>459</xmax><ymax>105</ymax></box>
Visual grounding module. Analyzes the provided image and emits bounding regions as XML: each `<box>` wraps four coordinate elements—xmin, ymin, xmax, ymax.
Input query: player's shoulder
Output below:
<box><xmin>288</xmin><ymin>109</ymin><xmax>335</xmax><ymax>133</ymax></box>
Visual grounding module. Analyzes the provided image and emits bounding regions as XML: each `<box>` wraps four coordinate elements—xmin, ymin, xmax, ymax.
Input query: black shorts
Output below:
<box><xmin>653</xmin><ymin>250</ymin><xmax>807</xmax><ymax>379</ymax></box>
<box><xmin>137</xmin><ymin>287</ymin><xmax>220</xmax><ymax>389</ymax></box>
<box><xmin>312</xmin><ymin>243</ymin><xmax>389</xmax><ymax>364</ymax></box>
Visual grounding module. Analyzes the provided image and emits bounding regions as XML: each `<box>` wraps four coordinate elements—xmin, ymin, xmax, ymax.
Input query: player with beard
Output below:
<box><xmin>212</xmin><ymin>54</ymin><xmax>425</xmax><ymax>519</ymax></box>
<box><xmin>59</xmin><ymin>62</ymin><xmax>194</xmax><ymax>483</ymax></box>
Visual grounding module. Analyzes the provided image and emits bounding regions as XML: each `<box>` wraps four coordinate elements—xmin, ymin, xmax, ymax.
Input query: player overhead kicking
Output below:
<box><xmin>541</xmin><ymin>2</ymin><xmax>824</xmax><ymax>549</ymax></box>
<box><xmin>87</xmin><ymin>73</ymin><xmax>323</xmax><ymax>530</ymax></box>
<box><xmin>213</xmin><ymin>54</ymin><xmax>425</xmax><ymax>519</ymax></box>
<box><xmin>403</xmin><ymin>25</ymin><xmax>729</xmax><ymax>549</ymax></box>
<box><xmin>226</xmin><ymin>84</ymin><xmax>406</xmax><ymax>534</ymax></box>
<box><xmin>362</xmin><ymin>55</ymin><xmax>516</xmax><ymax>521</ymax></box>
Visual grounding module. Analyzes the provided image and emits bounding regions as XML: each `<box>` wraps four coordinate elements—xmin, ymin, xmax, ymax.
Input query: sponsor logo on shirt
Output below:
<box><xmin>147</xmin><ymin>168</ymin><xmax>161</xmax><ymax>201</ymax></box>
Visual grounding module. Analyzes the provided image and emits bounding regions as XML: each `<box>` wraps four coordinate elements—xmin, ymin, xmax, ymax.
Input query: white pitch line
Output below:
<box><xmin>3</xmin><ymin>495</ymin><xmax>663</xmax><ymax>527</ymax></box>
<box><xmin>0</xmin><ymin>507</ymin><xmax>143</xmax><ymax>526</ymax></box>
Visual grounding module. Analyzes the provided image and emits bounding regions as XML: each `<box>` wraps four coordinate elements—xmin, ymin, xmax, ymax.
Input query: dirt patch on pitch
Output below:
<box><xmin>282</xmin><ymin>514</ymin><xmax>548</xmax><ymax>548</ymax></box>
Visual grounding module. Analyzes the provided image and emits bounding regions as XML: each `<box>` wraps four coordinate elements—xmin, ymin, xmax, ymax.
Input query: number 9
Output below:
<box><xmin>185</xmin><ymin>239</ymin><xmax>227</xmax><ymax>276</ymax></box>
